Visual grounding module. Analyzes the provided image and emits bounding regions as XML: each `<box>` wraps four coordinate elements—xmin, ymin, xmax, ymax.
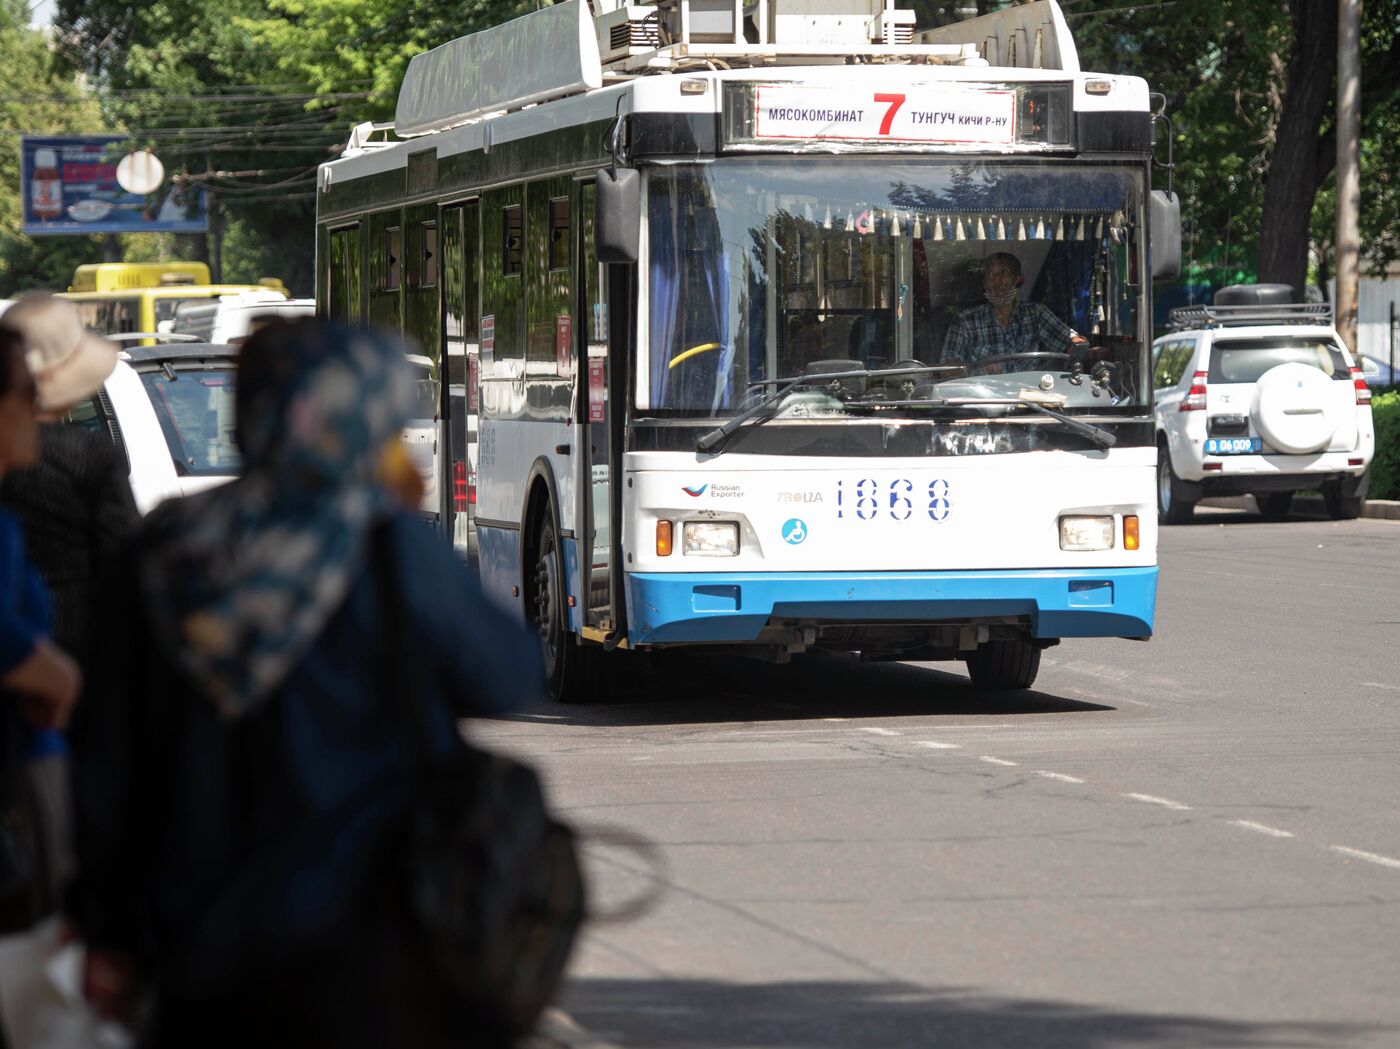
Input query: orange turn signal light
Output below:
<box><xmin>1123</xmin><ymin>515</ymin><xmax>1140</xmax><ymax>551</ymax></box>
<box><xmin>656</xmin><ymin>520</ymin><xmax>673</xmax><ymax>557</ymax></box>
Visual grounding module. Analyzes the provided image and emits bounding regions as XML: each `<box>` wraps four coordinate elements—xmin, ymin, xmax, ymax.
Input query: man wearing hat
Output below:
<box><xmin>0</xmin><ymin>293</ymin><xmax>137</xmax><ymax>690</ymax></box>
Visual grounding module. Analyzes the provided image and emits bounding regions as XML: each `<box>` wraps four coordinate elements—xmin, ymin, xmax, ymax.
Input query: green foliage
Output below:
<box><xmin>53</xmin><ymin>0</ymin><xmax>355</xmax><ymax>293</ymax></box>
<box><xmin>13</xmin><ymin>0</ymin><xmax>1397</xmax><ymax>299</ymax></box>
<box><xmin>0</xmin><ymin>0</ymin><xmax>107</xmax><ymax>295</ymax></box>
<box><xmin>1370</xmin><ymin>390</ymin><xmax>1400</xmax><ymax>502</ymax></box>
<box><xmin>1076</xmin><ymin>0</ymin><xmax>1400</xmax><ymax>290</ymax></box>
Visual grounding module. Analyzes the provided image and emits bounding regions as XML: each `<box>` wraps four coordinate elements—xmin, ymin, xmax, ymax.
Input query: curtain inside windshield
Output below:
<box><xmin>645</xmin><ymin>159</ymin><xmax>1144</xmax><ymax>415</ymax></box>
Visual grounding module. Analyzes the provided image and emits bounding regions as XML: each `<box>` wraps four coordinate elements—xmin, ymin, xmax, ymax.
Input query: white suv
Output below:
<box><xmin>64</xmin><ymin>342</ymin><xmax>240</xmax><ymax>514</ymax></box>
<box><xmin>1152</xmin><ymin>285</ymin><xmax>1374</xmax><ymax>523</ymax></box>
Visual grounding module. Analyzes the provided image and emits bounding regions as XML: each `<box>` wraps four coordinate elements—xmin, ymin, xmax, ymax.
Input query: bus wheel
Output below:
<box><xmin>965</xmin><ymin>639</ymin><xmax>1041</xmax><ymax>690</ymax></box>
<box><xmin>528</xmin><ymin>514</ymin><xmax>603</xmax><ymax>703</ymax></box>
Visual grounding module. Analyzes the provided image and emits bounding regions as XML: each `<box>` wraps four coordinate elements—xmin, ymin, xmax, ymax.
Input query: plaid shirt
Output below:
<box><xmin>942</xmin><ymin>301</ymin><xmax>1079</xmax><ymax>363</ymax></box>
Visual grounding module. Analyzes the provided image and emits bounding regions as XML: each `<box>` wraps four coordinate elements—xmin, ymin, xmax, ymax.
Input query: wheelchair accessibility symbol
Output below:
<box><xmin>782</xmin><ymin>518</ymin><xmax>808</xmax><ymax>545</ymax></box>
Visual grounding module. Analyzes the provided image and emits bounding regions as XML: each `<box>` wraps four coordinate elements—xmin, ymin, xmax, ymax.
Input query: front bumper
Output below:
<box><xmin>625</xmin><ymin>567</ymin><xmax>1158</xmax><ymax>645</ymax></box>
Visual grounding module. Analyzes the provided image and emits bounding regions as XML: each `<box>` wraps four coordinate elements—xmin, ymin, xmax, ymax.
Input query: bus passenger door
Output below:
<box><xmin>326</xmin><ymin>224</ymin><xmax>363</xmax><ymax>322</ymax></box>
<box><xmin>577</xmin><ymin>181</ymin><xmax>614</xmax><ymax>631</ymax></box>
<box><xmin>440</xmin><ymin>200</ymin><xmax>481</xmax><ymax>565</ymax></box>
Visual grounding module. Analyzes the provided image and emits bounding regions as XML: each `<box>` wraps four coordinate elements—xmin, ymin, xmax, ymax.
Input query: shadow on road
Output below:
<box><xmin>1181</xmin><ymin>503</ymin><xmax>1335</xmax><ymax>526</ymax></box>
<box><xmin>559</xmin><ymin>977</ymin><xmax>1383</xmax><ymax>1048</ymax></box>
<box><xmin>500</xmin><ymin>651</ymin><xmax>1114</xmax><ymax>729</ymax></box>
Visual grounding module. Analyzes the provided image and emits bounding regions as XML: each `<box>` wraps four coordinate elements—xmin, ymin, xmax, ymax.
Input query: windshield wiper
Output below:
<box><xmin>696</xmin><ymin>365</ymin><xmax>939</xmax><ymax>454</ymax></box>
<box><xmin>925</xmin><ymin>396</ymin><xmax>1116</xmax><ymax>449</ymax></box>
<box><xmin>843</xmin><ymin>395</ymin><xmax>1115</xmax><ymax>449</ymax></box>
<box><xmin>697</xmin><ymin>372</ymin><xmax>1116</xmax><ymax>453</ymax></box>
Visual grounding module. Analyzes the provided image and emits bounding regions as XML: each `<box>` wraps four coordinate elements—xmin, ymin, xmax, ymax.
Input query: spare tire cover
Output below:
<box><xmin>1252</xmin><ymin>362</ymin><xmax>1339</xmax><ymax>455</ymax></box>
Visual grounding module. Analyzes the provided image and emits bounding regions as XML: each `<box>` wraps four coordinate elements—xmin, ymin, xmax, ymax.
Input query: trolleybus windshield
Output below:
<box><xmin>644</xmin><ymin>158</ymin><xmax>1147</xmax><ymax>419</ymax></box>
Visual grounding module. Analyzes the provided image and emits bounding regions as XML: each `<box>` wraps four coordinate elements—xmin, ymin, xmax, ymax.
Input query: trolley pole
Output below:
<box><xmin>1335</xmin><ymin>0</ymin><xmax>1361</xmax><ymax>354</ymax></box>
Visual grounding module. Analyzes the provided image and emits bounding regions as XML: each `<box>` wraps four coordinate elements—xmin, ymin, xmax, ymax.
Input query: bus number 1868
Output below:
<box><xmin>835</xmin><ymin>479</ymin><xmax>951</xmax><ymax>522</ymax></box>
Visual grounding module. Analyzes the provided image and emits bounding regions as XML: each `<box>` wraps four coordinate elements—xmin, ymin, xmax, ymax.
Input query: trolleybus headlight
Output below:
<box><xmin>1059</xmin><ymin>515</ymin><xmax>1115</xmax><ymax>551</ymax></box>
<box><xmin>682</xmin><ymin>521</ymin><xmax>740</xmax><ymax>557</ymax></box>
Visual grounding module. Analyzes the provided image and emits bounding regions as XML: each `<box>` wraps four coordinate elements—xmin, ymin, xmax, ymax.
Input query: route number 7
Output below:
<box><xmin>874</xmin><ymin>93</ymin><xmax>906</xmax><ymax>136</ymax></box>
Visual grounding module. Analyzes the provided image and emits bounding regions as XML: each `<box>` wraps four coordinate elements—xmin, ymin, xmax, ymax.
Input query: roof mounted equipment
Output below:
<box><xmin>1168</xmin><ymin>301</ymin><xmax>1334</xmax><ymax>332</ymax></box>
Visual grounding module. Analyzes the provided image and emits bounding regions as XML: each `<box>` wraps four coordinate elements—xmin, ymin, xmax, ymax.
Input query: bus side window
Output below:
<box><xmin>368</xmin><ymin>209</ymin><xmax>403</xmax><ymax>332</ymax></box>
<box><xmin>482</xmin><ymin>187</ymin><xmax>525</xmax><ymax>363</ymax></box>
<box><xmin>109</xmin><ymin>298</ymin><xmax>138</xmax><ymax>334</ymax></box>
<box><xmin>328</xmin><ymin>225</ymin><xmax>362</xmax><ymax>322</ymax></box>
<box><xmin>527</xmin><ymin>176</ymin><xmax>572</xmax><ymax>369</ymax></box>
<box><xmin>580</xmin><ymin>180</ymin><xmax>606</xmax><ymax>367</ymax></box>
<box><xmin>385</xmin><ymin>227</ymin><xmax>402</xmax><ymax>291</ymax></box>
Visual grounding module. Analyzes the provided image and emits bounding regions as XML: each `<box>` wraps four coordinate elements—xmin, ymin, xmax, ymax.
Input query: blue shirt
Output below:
<box><xmin>943</xmin><ymin>301</ymin><xmax>1079</xmax><ymax>363</ymax></box>
<box><xmin>0</xmin><ymin>508</ymin><xmax>65</xmax><ymax>760</ymax></box>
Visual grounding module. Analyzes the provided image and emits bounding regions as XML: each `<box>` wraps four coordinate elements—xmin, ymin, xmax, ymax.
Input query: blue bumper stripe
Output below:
<box><xmin>626</xmin><ymin>567</ymin><xmax>1157</xmax><ymax>645</ymax></box>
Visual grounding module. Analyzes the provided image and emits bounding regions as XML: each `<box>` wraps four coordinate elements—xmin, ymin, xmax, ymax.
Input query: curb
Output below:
<box><xmin>1201</xmin><ymin>496</ymin><xmax>1400</xmax><ymax>521</ymax></box>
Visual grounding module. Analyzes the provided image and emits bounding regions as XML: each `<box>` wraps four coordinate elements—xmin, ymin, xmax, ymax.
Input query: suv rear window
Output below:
<box><xmin>1208</xmin><ymin>337</ymin><xmax>1349</xmax><ymax>384</ymax></box>
<box><xmin>138</xmin><ymin>366</ymin><xmax>241</xmax><ymax>475</ymax></box>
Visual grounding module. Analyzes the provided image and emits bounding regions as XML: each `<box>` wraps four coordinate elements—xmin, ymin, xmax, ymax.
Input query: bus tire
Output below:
<box><xmin>965</xmin><ymin>639</ymin><xmax>1041</xmax><ymax>690</ymax></box>
<box><xmin>527</xmin><ymin>514</ymin><xmax>605</xmax><ymax>703</ymax></box>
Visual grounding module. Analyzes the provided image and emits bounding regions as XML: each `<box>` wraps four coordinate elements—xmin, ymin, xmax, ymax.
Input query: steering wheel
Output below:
<box><xmin>669</xmin><ymin>342</ymin><xmax>722</xmax><ymax>369</ymax></box>
<box><xmin>967</xmin><ymin>352</ymin><xmax>1071</xmax><ymax>375</ymax></box>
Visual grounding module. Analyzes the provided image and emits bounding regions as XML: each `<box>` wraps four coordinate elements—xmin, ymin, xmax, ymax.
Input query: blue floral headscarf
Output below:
<box><xmin>138</xmin><ymin>320</ymin><xmax>417</xmax><ymax>718</ymax></box>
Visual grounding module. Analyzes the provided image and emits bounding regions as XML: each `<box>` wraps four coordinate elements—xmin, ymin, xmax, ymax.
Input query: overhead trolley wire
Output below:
<box><xmin>0</xmin><ymin>84</ymin><xmax>377</xmax><ymax>105</ymax></box>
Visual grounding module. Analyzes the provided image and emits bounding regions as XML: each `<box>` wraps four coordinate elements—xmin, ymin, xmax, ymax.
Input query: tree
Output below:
<box><xmin>0</xmin><ymin>0</ymin><xmax>109</xmax><ymax>294</ymax></box>
<box><xmin>53</xmin><ymin>0</ymin><xmax>366</xmax><ymax>294</ymax></box>
<box><xmin>1256</xmin><ymin>0</ymin><xmax>1336</xmax><ymax>293</ymax></box>
<box><xmin>1076</xmin><ymin>0</ymin><xmax>1399</xmax><ymax>293</ymax></box>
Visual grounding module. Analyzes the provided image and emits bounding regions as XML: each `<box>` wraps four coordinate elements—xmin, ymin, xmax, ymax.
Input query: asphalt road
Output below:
<box><xmin>480</xmin><ymin>506</ymin><xmax>1400</xmax><ymax>1049</ymax></box>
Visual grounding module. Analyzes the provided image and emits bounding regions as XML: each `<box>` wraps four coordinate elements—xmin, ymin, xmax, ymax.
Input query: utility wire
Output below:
<box><xmin>3</xmin><ymin>89</ymin><xmax>375</xmax><ymax>105</ymax></box>
<box><xmin>1063</xmin><ymin>0</ymin><xmax>1184</xmax><ymax>19</ymax></box>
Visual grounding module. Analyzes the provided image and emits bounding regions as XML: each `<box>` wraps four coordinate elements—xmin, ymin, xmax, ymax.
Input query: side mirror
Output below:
<box><xmin>1150</xmin><ymin>190</ymin><xmax>1181</xmax><ymax>281</ymax></box>
<box><xmin>595</xmin><ymin>168</ymin><xmax>640</xmax><ymax>264</ymax></box>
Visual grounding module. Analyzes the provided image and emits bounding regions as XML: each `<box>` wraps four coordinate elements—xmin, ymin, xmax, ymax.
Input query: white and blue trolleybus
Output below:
<box><xmin>315</xmin><ymin>0</ymin><xmax>1181</xmax><ymax>699</ymax></box>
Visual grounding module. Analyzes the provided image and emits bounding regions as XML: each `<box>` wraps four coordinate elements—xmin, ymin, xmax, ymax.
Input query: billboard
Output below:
<box><xmin>20</xmin><ymin>135</ymin><xmax>207</xmax><ymax>237</ymax></box>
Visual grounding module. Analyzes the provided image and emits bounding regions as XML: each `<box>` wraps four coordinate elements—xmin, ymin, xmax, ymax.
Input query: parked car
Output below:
<box><xmin>1152</xmin><ymin>284</ymin><xmax>1374</xmax><ymax>523</ymax></box>
<box><xmin>171</xmin><ymin>293</ymin><xmax>314</xmax><ymax>345</ymax></box>
<box><xmin>1360</xmin><ymin>354</ymin><xmax>1399</xmax><ymax>389</ymax></box>
<box><xmin>63</xmin><ymin>342</ymin><xmax>240</xmax><ymax>514</ymax></box>
<box><xmin>66</xmin><ymin>337</ymin><xmax>438</xmax><ymax>518</ymax></box>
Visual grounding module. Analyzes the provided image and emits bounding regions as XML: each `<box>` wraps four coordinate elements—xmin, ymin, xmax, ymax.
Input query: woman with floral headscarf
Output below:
<box><xmin>67</xmin><ymin>320</ymin><xmax>541</xmax><ymax>1047</ymax></box>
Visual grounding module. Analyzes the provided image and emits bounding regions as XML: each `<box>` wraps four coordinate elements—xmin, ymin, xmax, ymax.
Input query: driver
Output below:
<box><xmin>942</xmin><ymin>252</ymin><xmax>1088</xmax><ymax>367</ymax></box>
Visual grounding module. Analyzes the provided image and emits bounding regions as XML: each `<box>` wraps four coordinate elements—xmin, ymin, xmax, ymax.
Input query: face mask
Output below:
<box><xmin>985</xmin><ymin>287</ymin><xmax>1018</xmax><ymax>308</ymax></box>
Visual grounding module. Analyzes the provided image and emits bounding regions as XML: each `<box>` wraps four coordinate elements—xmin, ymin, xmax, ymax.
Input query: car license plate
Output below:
<box><xmin>1204</xmin><ymin>437</ymin><xmax>1261</xmax><ymax>455</ymax></box>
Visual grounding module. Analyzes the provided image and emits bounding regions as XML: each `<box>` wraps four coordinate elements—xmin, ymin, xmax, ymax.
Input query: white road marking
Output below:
<box><xmin>1362</xmin><ymin>682</ymin><xmax>1400</xmax><ymax>693</ymax></box>
<box><xmin>1123</xmin><ymin>793</ymin><xmax>1192</xmax><ymax>811</ymax></box>
<box><xmin>1230</xmin><ymin>820</ymin><xmax>1294</xmax><ymax>838</ymax></box>
<box><xmin>980</xmin><ymin>756</ymin><xmax>1019</xmax><ymax>766</ymax></box>
<box><xmin>912</xmin><ymin>741</ymin><xmax>961</xmax><ymax>750</ymax></box>
<box><xmin>860</xmin><ymin>727</ymin><xmax>901</xmax><ymax>737</ymax></box>
<box><xmin>823</xmin><ymin>717</ymin><xmax>850</xmax><ymax>722</ymax></box>
<box><xmin>1330</xmin><ymin>846</ymin><xmax>1400</xmax><ymax>870</ymax></box>
<box><xmin>1037</xmin><ymin>771</ymin><xmax>1085</xmax><ymax>784</ymax></box>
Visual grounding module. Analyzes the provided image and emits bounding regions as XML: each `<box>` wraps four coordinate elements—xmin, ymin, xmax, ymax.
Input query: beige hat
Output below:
<box><xmin>0</xmin><ymin>293</ymin><xmax>119</xmax><ymax>412</ymax></box>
